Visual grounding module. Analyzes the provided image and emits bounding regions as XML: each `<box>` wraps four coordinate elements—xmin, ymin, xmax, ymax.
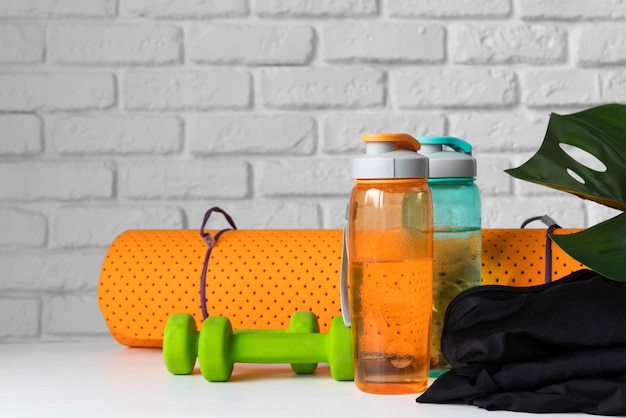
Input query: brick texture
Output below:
<box><xmin>521</xmin><ymin>70</ymin><xmax>602</xmax><ymax>107</ymax></box>
<box><xmin>0</xmin><ymin>1</ymin><xmax>618</xmax><ymax>342</ymax></box>
<box><xmin>0</xmin><ymin>208</ymin><xmax>47</xmax><ymax>247</ymax></box>
<box><xmin>119</xmin><ymin>161</ymin><xmax>249</xmax><ymax>199</ymax></box>
<box><xmin>450</xmin><ymin>24</ymin><xmax>566</xmax><ymax>64</ymax></box>
<box><xmin>261</xmin><ymin>68</ymin><xmax>384</xmax><ymax>109</ymax></box>
<box><xmin>323</xmin><ymin>112</ymin><xmax>445</xmax><ymax>153</ymax></box>
<box><xmin>0</xmin><ymin>0</ymin><xmax>115</xmax><ymax>17</ymax></box>
<box><xmin>52</xmin><ymin>115</ymin><xmax>183</xmax><ymax>155</ymax></box>
<box><xmin>483</xmin><ymin>196</ymin><xmax>586</xmax><ymax>228</ymax></box>
<box><xmin>186</xmin><ymin>201</ymin><xmax>321</xmax><ymax>230</ymax></box>
<box><xmin>123</xmin><ymin>0</ymin><xmax>248</xmax><ymax>18</ymax></box>
<box><xmin>189</xmin><ymin>24</ymin><xmax>314</xmax><ymax>65</ymax></box>
<box><xmin>388</xmin><ymin>0</ymin><xmax>510</xmax><ymax>18</ymax></box>
<box><xmin>188</xmin><ymin>114</ymin><xmax>316</xmax><ymax>155</ymax></box>
<box><xmin>323</xmin><ymin>23</ymin><xmax>444</xmax><ymax>63</ymax></box>
<box><xmin>253</xmin><ymin>0</ymin><xmax>378</xmax><ymax>17</ymax></box>
<box><xmin>520</xmin><ymin>0</ymin><xmax>626</xmax><ymax>20</ymax></box>
<box><xmin>0</xmin><ymin>73</ymin><xmax>115</xmax><ymax>111</ymax></box>
<box><xmin>53</xmin><ymin>205</ymin><xmax>185</xmax><ymax>247</ymax></box>
<box><xmin>43</xmin><ymin>294</ymin><xmax>109</xmax><ymax>336</ymax></box>
<box><xmin>448</xmin><ymin>112</ymin><xmax>548</xmax><ymax>152</ymax></box>
<box><xmin>393</xmin><ymin>68</ymin><xmax>517</xmax><ymax>108</ymax></box>
<box><xmin>0</xmin><ymin>114</ymin><xmax>42</xmax><ymax>155</ymax></box>
<box><xmin>577</xmin><ymin>25</ymin><xmax>626</xmax><ymax>66</ymax></box>
<box><xmin>0</xmin><ymin>162</ymin><xmax>114</xmax><ymax>200</ymax></box>
<box><xmin>0</xmin><ymin>250</ymin><xmax>106</xmax><ymax>291</ymax></box>
<box><xmin>123</xmin><ymin>71</ymin><xmax>250</xmax><ymax>110</ymax></box>
<box><xmin>0</xmin><ymin>23</ymin><xmax>45</xmax><ymax>63</ymax></box>
<box><xmin>50</xmin><ymin>24</ymin><xmax>182</xmax><ymax>65</ymax></box>
<box><xmin>257</xmin><ymin>159</ymin><xmax>352</xmax><ymax>197</ymax></box>
<box><xmin>0</xmin><ymin>298</ymin><xmax>40</xmax><ymax>338</ymax></box>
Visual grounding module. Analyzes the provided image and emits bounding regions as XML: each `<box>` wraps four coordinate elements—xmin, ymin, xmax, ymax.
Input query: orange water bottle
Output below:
<box><xmin>346</xmin><ymin>133</ymin><xmax>433</xmax><ymax>394</ymax></box>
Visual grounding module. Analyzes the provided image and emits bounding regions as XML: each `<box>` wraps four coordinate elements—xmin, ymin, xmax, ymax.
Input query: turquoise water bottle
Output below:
<box><xmin>418</xmin><ymin>136</ymin><xmax>481</xmax><ymax>378</ymax></box>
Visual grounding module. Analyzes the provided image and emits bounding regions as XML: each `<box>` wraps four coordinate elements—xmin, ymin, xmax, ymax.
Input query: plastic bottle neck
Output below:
<box><xmin>355</xmin><ymin>178</ymin><xmax>427</xmax><ymax>185</ymax></box>
<box><xmin>427</xmin><ymin>177</ymin><xmax>475</xmax><ymax>184</ymax></box>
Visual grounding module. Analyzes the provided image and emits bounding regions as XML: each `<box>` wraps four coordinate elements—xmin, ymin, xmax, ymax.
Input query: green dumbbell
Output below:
<box><xmin>198</xmin><ymin>315</ymin><xmax>353</xmax><ymax>382</ymax></box>
<box><xmin>163</xmin><ymin>312</ymin><xmax>320</xmax><ymax>376</ymax></box>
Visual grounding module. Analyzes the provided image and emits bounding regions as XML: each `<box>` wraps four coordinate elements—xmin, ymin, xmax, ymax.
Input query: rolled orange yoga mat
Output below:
<box><xmin>98</xmin><ymin>228</ymin><xmax>585</xmax><ymax>348</ymax></box>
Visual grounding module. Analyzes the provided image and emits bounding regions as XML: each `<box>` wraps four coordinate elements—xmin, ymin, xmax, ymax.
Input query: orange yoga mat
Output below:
<box><xmin>98</xmin><ymin>228</ymin><xmax>585</xmax><ymax>348</ymax></box>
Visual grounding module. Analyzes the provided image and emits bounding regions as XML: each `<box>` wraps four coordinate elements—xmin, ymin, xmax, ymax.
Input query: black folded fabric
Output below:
<box><xmin>417</xmin><ymin>269</ymin><xmax>626</xmax><ymax>415</ymax></box>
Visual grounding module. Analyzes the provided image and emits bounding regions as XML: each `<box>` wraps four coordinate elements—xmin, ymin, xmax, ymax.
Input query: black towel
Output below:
<box><xmin>417</xmin><ymin>269</ymin><xmax>626</xmax><ymax>415</ymax></box>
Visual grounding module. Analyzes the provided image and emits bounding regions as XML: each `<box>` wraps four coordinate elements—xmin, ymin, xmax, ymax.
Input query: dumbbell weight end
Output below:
<box><xmin>286</xmin><ymin>311</ymin><xmax>319</xmax><ymax>375</ymax></box>
<box><xmin>163</xmin><ymin>313</ymin><xmax>199</xmax><ymax>375</ymax></box>
<box><xmin>198</xmin><ymin>316</ymin><xmax>235</xmax><ymax>382</ymax></box>
<box><xmin>328</xmin><ymin>316</ymin><xmax>354</xmax><ymax>381</ymax></box>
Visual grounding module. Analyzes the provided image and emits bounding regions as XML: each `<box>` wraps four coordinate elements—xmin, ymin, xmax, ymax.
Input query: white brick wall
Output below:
<box><xmin>0</xmin><ymin>73</ymin><xmax>116</xmax><ymax>111</ymax></box>
<box><xmin>0</xmin><ymin>0</ymin><xmax>116</xmax><ymax>17</ymax></box>
<box><xmin>0</xmin><ymin>114</ymin><xmax>42</xmax><ymax>154</ymax></box>
<box><xmin>189</xmin><ymin>24</ymin><xmax>314</xmax><ymax>65</ymax></box>
<box><xmin>0</xmin><ymin>0</ymin><xmax>621</xmax><ymax>341</ymax></box>
<box><xmin>49</xmin><ymin>24</ymin><xmax>183</xmax><ymax>65</ymax></box>
<box><xmin>449</xmin><ymin>24</ymin><xmax>566</xmax><ymax>64</ymax></box>
<box><xmin>261</xmin><ymin>67</ymin><xmax>385</xmax><ymax>109</ymax></box>
<box><xmin>323</xmin><ymin>23</ymin><xmax>445</xmax><ymax>63</ymax></box>
<box><xmin>0</xmin><ymin>23</ymin><xmax>45</xmax><ymax>63</ymax></box>
<box><xmin>577</xmin><ymin>25</ymin><xmax>626</xmax><ymax>66</ymax></box>
<box><xmin>51</xmin><ymin>115</ymin><xmax>183</xmax><ymax>154</ymax></box>
<box><xmin>392</xmin><ymin>68</ymin><xmax>517</xmax><ymax>108</ymax></box>
<box><xmin>123</xmin><ymin>70</ymin><xmax>251</xmax><ymax>110</ymax></box>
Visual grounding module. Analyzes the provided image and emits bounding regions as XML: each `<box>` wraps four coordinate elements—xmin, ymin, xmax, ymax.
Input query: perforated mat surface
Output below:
<box><xmin>481</xmin><ymin>229</ymin><xmax>585</xmax><ymax>285</ymax></box>
<box><xmin>98</xmin><ymin>228</ymin><xmax>586</xmax><ymax>347</ymax></box>
<box><xmin>99</xmin><ymin>229</ymin><xmax>343</xmax><ymax>347</ymax></box>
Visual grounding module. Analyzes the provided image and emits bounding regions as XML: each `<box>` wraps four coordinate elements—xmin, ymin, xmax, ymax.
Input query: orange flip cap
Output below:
<box><xmin>362</xmin><ymin>133</ymin><xmax>421</xmax><ymax>151</ymax></box>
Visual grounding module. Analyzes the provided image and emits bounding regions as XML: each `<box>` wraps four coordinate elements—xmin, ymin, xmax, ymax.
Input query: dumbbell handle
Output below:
<box><xmin>199</xmin><ymin>315</ymin><xmax>353</xmax><ymax>382</ymax></box>
<box><xmin>232</xmin><ymin>333</ymin><xmax>329</xmax><ymax>364</ymax></box>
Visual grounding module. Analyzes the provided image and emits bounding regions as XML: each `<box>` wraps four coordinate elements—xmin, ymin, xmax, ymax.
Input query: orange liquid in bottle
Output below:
<box><xmin>350</xmin><ymin>257</ymin><xmax>433</xmax><ymax>394</ymax></box>
<box><xmin>348</xmin><ymin>177</ymin><xmax>433</xmax><ymax>394</ymax></box>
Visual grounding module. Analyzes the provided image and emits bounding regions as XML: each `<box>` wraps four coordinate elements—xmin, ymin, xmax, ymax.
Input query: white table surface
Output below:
<box><xmin>0</xmin><ymin>338</ymin><xmax>588</xmax><ymax>418</ymax></box>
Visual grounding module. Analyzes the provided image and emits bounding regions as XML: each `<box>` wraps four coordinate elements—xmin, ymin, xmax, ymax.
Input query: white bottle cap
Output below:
<box><xmin>352</xmin><ymin>133</ymin><xmax>429</xmax><ymax>179</ymax></box>
<box><xmin>418</xmin><ymin>136</ymin><xmax>476</xmax><ymax>179</ymax></box>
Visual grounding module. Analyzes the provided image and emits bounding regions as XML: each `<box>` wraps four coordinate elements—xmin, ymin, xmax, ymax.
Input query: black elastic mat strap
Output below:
<box><xmin>520</xmin><ymin>215</ymin><xmax>561</xmax><ymax>283</ymax></box>
<box><xmin>199</xmin><ymin>207</ymin><xmax>237</xmax><ymax>320</ymax></box>
<box><xmin>545</xmin><ymin>223</ymin><xmax>561</xmax><ymax>283</ymax></box>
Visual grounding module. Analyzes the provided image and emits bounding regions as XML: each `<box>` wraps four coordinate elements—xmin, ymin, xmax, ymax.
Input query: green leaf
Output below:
<box><xmin>550</xmin><ymin>213</ymin><xmax>626</xmax><ymax>282</ymax></box>
<box><xmin>505</xmin><ymin>104</ymin><xmax>626</xmax><ymax>211</ymax></box>
<box><xmin>505</xmin><ymin>104</ymin><xmax>626</xmax><ymax>282</ymax></box>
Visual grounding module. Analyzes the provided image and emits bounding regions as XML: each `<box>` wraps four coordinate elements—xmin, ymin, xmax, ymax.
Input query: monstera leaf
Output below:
<box><xmin>505</xmin><ymin>104</ymin><xmax>626</xmax><ymax>282</ymax></box>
